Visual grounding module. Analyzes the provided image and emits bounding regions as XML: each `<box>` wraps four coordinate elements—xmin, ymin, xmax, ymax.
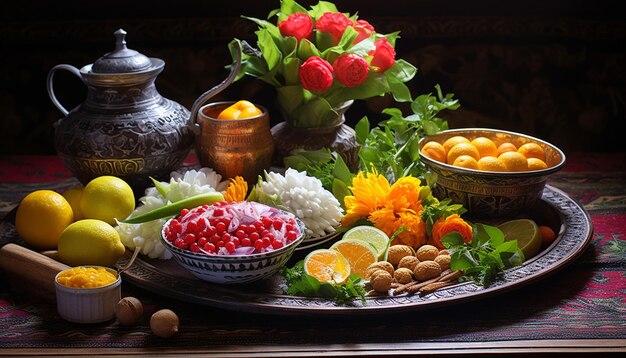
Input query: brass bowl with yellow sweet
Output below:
<box><xmin>418</xmin><ymin>128</ymin><xmax>566</xmax><ymax>218</ymax></box>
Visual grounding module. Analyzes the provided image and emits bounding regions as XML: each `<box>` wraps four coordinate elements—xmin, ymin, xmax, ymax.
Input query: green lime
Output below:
<box><xmin>341</xmin><ymin>225</ymin><xmax>390</xmax><ymax>260</ymax></box>
<box><xmin>498</xmin><ymin>219</ymin><xmax>542</xmax><ymax>260</ymax></box>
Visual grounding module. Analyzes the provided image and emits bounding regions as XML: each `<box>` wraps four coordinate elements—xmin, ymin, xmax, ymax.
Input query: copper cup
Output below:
<box><xmin>195</xmin><ymin>102</ymin><xmax>274</xmax><ymax>185</ymax></box>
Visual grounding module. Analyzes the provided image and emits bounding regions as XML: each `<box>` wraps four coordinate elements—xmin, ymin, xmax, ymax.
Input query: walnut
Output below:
<box><xmin>370</xmin><ymin>270</ymin><xmax>393</xmax><ymax>293</ymax></box>
<box><xmin>365</xmin><ymin>261</ymin><xmax>395</xmax><ymax>279</ymax></box>
<box><xmin>397</xmin><ymin>256</ymin><xmax>420</xmax><ymax>272</ymax></box>
<box><xmin>413</xmin><ymin>260</ymin><xmax>442</xmax><ymax>282</ymax></box>
<box><xmin>387</xmin><ymin>245</ymin><xmax>414</xmax><ymax>267</ymax></box>
<box><xmin>415</xmin><ymin>245</ymin><xmax>439</xmax><ymax>261</ymax></box>
<box><xmin>394</xmin><ymin>267</ymin><xmax>414</xmax><ymax>284</ymax></box>
<box><xmin>438</xmin><ymin>249</ymin><xmax>450</xmax><ymax>256</ymax></box>
<box><xmin>434</xmin><ymin>254</ymin><xmax>451</xmax><ymax>271</ymax></box>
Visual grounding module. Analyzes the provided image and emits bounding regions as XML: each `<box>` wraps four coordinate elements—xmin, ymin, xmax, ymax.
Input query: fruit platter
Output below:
<box><xmin>0</xmin><ymin>0</ymin><xmax>594</xmax><ymax>328</ymax></box>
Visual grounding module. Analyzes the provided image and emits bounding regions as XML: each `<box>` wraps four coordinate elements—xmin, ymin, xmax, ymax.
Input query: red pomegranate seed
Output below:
<box><xmin>186</xmin><ymin>220</ymin><xmax>198</xmax><ymax>233</ymax></box>
<box><xmin>235</xmin><ymin>229</ymin><xmax>246</xmax><ymax>240</ymax></box>
<box><xmin>189</xmin><ymin>243</ymin><xmax>200</xmax><ymax>253</ymax></box>
<box><xmin>272</xmin><ymin>219</ymin><xmax>283</xmax><ymax>230</ymax></box>
<box><xmin>241</xmin><ymin>237</ymin><xmax>251</xmax><ymax>247</ymax></box>
<box><xmin>216</xmin><ymin>240</ymin><xmax>225</xmax><ymax>247</ymax></box>
<box><xmin>249</xmin><ymin>232</ymin><xmax>260</xmax><ymax>241</ymax></box>
<box><xmin>262</xmin><ymin>216</ymin><xmax>273</xmax><ymax>228</ymax></box>
<box><xmin>184</xmin><ymin>233</ymin><xmax>196</xmax><ymax>245</ymax></box>
<box><xmin>180</xmin><ymin>208</ymin><xmax>190</xmax><ymax>217</ymax></box>
<box><xmin>216</xmin><ymin>221</ymin><xmax>226</xmax><ymax>234</ymax></box>
<box><xmin>272</xmin><ymin>239</ymin><xmax>284</xmax><ymax>249</ymax></box>
<box><xmin>262</xmin><ymin>236</ymin><xmax>271</xmax><ymax>247</ymax></box>
<box><xmin>286</xmin><ymin>230</ymin><xmax>298</xmax><ymax>242</ymax></box>
<box><xmin>197</xmin><ymin>237</ymin><xmax>208</xmax><ymax>247</ymax></box>
<box><xmin>213</xmin><ymin>208</ymin><xmax>224</xmax><ymax>216</ymax></box>
<box><xmin>231</xmin><ymin>237</ymin><xmax>240</xmax><ymax>247</ymax></box>
<box><xmin>221</xmin><ymin>233</ymin><xmax>231</xmax><ymax>243</ymax></box>
<box><xmin>253</xmin><ymin>239</ymin><xmax>263</xmax><ymax>251</ymax></box>
<box><xmin>225</xmin><ymin>241</ymin><xmax>236</xmax><ymax>253</ymax></box>
<box><xmin>203</xmin><ymin>242</ymin><xmax>216</xmax><ymax>253</ymax></box>
<box><xmin>174</xmin><ymin>238</ymin><xmax>187</xmax><ymax>249</ymax></box>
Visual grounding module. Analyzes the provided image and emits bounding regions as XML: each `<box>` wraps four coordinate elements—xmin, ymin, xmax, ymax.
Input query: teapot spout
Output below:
<box><xmin>189</xmin><ymin>40</ymin><xmax>243</xmax><ymax>125</ymax></box>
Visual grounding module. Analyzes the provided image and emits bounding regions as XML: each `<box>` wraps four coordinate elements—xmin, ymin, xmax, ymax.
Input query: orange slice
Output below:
<box><xmin>330</xmin><ymin>239</ymin><xmax>378</xmax><ymax>279</ymax></box>
<box><xmin>303</xmin><ymin>249</ymin><xmax>351</xmax><ymax>284</ymax></box>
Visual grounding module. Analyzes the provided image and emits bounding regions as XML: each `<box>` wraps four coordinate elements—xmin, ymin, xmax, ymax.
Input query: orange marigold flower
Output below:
<box><xmin>341</xmin><ymin>170</ymin><xmax>390</xmax><ymax>227</ymax></box>
<box><xmin>223</xmin><ymin>176</ymin><xmax>248</xmax><ymax>203</ymax></box>
<box><xmin>431</xmin><ymin>214</ymin><xmax>473</xmax><ymax>249</ymax></box>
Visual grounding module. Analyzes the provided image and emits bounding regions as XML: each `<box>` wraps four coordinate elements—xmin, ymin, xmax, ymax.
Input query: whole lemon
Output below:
<box><xmin>58</xmin><ymin>219</ymin><xmax>126</xmax><ymax>267</ymax></box>
<box><xmin>15</xmin><ymin>190</ymin><xmax>74</xmax><ymax>250</ymax></box>
<box><xmin>62</xmin><ymin>186</ymin><xmax>84</xmax><ymax>221</ymax></box>
<box><xmin>81</xmin><ymin>176</ymin><xmax>135</xmax><ymax>225</ymax></box>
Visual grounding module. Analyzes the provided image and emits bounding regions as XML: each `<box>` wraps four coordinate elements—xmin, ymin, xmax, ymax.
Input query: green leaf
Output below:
<box><xmin>332</xmin><ymin>178</ymin><xmax>351</xmax><ymax>210</ymax></box>
<box><xmin>355</xmin><ymin>117</ymin><xmax>370</xmax><ymax>145</ymax></box>
<box><xmin>257</xmin><ymin>28</ymin><xmax>282</xmax><ymax>71</ymax></box>
<box><xmin>333</xmin><ymin>154</ymin><xmax>354</xmax><ymax>182</ymax></box>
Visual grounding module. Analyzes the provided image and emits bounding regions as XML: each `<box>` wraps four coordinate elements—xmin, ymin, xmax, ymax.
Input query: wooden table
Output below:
<box><xmin>1</xmin><ymin>153</ymin><xmax>625</xmax><ymax>356</ymax></box>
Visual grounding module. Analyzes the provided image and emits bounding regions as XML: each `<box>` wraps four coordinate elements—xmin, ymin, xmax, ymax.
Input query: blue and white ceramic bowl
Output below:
<box><xmin>160</xmin><ymin>215</ymin><xmax>305</xmax><ymax>285</ymax></box>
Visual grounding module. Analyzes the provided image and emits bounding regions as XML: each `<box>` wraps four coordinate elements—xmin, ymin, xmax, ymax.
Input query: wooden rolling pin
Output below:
<box><xmin>0</xmin><ymin>243</ymin><xmax>70</xmax><ymax>302</ymax></box>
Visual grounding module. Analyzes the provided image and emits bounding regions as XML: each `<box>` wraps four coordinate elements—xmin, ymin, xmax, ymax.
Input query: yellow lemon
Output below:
<box><xmin>81</xmin><ymin>176</ymin><xmax>135</xmax><ymax>225</ymax></box>
<box><xmin>58</xmin><ymin>219</ymin><xmax>126</xmax><ymax>267</ymax></box>
<box><xmin>15</xmin><ymin>190</ymin><xmax>74</xmax><ymax>250</ymax></box>
<box><xmin>498</xmin><ymin>219</ymin><xmax>542</xmax><ymax>260</ymax></box>
<box><xmin>62</xmin><ymin>186</ymin><xmax>84</xmax><ymax>221</ymax></box>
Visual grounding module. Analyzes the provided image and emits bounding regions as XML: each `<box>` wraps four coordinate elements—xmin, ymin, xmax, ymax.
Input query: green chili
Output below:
<box><xmin>122</xmin><ymin>192</ymin><xmax>224</xmax><ymax>224</ymax></box>
<box><xmin>150</xmin><ymin>176</ymin><xmax>170</xmax><ymax>198</ymax></box>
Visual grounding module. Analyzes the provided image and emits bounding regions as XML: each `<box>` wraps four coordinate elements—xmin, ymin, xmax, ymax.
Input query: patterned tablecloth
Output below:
<box><xmin>0</xmin><ymin>153</ymin><xmax>625</xmax><ymax>355</ymax></box>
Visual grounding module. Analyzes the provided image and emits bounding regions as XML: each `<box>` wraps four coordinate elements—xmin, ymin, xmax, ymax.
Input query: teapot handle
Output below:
<box><xmin>189</xmin><ymin>40</ymin><xmax>243</xmax><ymax>131</ymax></box>
<box><xmin>47</xmin><ymin>64</ymin><xmax>85</xmax><ymax>116</ymax></box>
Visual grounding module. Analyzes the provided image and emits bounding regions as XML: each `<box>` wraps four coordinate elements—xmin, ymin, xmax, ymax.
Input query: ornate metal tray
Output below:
<box><xmin>0</xmin><ymin>185</ymin><xmax>592</xmax><ymax>316</ymax></box>
<box><xmin>115</xmin><ymin>185</ymin><xmax>592</xmax><ymax>315</ymax></box>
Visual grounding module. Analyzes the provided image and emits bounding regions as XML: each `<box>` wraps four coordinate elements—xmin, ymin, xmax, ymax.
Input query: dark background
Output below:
<box><xmin>1</xmin><ymin>0</ymin><xmax>624</xmax><ymax>155</ymax></box>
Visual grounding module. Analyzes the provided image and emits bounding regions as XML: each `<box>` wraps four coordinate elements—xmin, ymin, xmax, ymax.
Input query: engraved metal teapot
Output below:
<box><xmin>47</xmin><ymin>29</ymin><xmax>194</xmax><ymax>191</ymax></box>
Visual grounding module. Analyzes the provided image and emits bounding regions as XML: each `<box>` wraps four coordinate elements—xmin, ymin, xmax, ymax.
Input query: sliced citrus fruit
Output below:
<box><xmin>330</xmin><ymin>239</ymin><xmax>378</xmax><ymax>278</ymax></box>
<box><xmin>341</xmin><ymin>225</ymin><xmax>390</xmax><ymax>260</ymax></box>
<box><xmin>303</xmin><ymin>249</ymin><xmax>351</xmax><ymax>284</ymax></box>
<box><xmin>498</xmin><ymin>219</ymin><xmax>542</xmax><ymax>260</ymax></box>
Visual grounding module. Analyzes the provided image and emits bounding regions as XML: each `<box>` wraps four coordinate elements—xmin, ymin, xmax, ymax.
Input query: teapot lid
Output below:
<box><xmin>91</xmin><ymin>29</ymin><xmax>153</xmax><ymax>73</ymax></box>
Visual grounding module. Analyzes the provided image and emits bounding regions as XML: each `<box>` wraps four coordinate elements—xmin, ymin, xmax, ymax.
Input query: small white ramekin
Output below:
<box><xmin>54</xmin><ymin>266</ymin><xmax>121</xmax><ymax>324</ymax></box>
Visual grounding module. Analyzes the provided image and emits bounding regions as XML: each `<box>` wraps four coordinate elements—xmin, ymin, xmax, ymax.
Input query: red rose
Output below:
<box><xmin>299</xmin><ymin>56</ymin><xmax>334</xmax><ymax>92</ymax></box>
<box><xmin>353</xmin><ymin>19</ymin><xmax>375</xmax><ymax>44</ymax></box>
<box><xmin>279</xmin><ymin>13</ymin><xmax>313</xmax><ymax>43</ymax></box>
<box><xmin>369</xmin><ymin>38</ymin><xmax>396</xmax><ymax>73</ymax></box>
<box><xmin>332</xmin><ymin>54</ymin><xmax>369</xmax><ymax>87</ymax></box>
<box><xmin>316</xmin><ymin>12</ymin><xmax>353</xmax><ymax>45</ymax></box>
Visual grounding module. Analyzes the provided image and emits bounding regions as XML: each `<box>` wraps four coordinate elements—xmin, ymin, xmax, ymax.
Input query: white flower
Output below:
<box><xmin>115</xmin><ymin>167</ymin><xmax>228</xmax><ymax>260</ymax></box>
<box><xmin>256</xmin><ymin>168</ymin><xmax>343</xmax><ymax>237</ymax></box>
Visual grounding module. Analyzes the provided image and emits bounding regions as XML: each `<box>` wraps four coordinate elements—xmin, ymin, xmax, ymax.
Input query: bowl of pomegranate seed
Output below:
<box><xmin>161</xmin><ymin>201</ymin><xmax>305</xmax><ymax>284</ymax></box>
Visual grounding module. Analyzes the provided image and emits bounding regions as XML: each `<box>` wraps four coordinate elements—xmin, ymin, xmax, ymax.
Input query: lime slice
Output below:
<box><xmin>330</xmin><ymin>239</ymin><xmax>379</xmax><ymax>278</ymax></box>
<box><xmin>498</xmin><ymin>219</ymin><xmax>542</xmax><ymax>260</ymax></box>
<box><xmin>341</xmin><ymin>225</ymin><xmax>390</xmax><ymax>259</ymax></box>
